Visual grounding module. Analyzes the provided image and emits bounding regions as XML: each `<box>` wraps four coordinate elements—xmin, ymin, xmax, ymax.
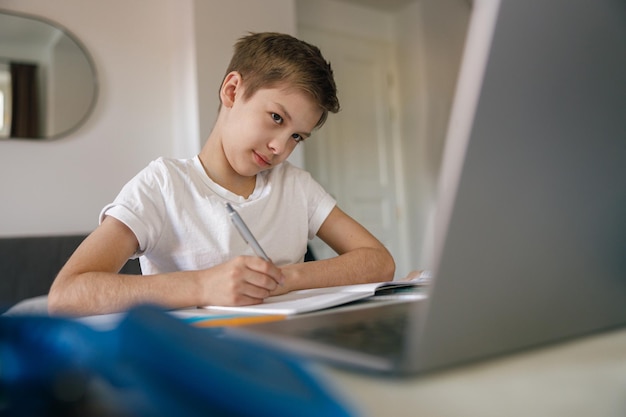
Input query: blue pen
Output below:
<box><xmin>225</xmin><ymin>202</ymin><xmax>271</xmax><ymax>262</ymax></box>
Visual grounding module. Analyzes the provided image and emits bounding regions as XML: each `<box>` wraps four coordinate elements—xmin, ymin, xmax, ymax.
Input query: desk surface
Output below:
<box><xmin>318</xmin><ymin>326</ymin><xmax>626</xmax><ymax>417</ymax></box>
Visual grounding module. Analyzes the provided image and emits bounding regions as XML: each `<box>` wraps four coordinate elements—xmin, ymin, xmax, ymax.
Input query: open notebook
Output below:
<box><xmin>202</xmin><ymin>277</ymin><xmax>428</xmax><ymax>315</ymax></box>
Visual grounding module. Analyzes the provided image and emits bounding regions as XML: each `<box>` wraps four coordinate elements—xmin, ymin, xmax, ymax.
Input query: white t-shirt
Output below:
<box><xmin>100</xmin><ymin>156</ymin><xmax>336</xmax><ymax>275</ymax></box>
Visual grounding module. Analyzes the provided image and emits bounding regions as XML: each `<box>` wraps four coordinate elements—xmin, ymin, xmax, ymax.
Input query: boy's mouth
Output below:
<box><xmin>253</xmin><ymin>151</ymin><xmax>272</xmax><ymax>167</ymax></box>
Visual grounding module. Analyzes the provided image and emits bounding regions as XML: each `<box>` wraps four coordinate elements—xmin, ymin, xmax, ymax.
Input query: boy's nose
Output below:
<box><xmin>268</xmin><ymin>136</ymin><xmax>291</xmax><ymax>156</ymax></box>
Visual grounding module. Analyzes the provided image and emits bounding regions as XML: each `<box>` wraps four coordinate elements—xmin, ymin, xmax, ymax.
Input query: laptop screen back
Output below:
<box><xmin>406</xmin><ymin>0</ymin><xmax>626</xmax><ymax>373</ymax></box>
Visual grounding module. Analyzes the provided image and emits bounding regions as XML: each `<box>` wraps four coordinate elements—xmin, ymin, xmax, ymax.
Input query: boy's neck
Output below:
<box><xmin>198</xmin><ymin>141</ymin><xmax>257</xmax><ymax>199</ymax></box>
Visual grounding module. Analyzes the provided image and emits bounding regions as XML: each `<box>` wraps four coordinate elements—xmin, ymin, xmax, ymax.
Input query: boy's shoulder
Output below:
<box><xmin>267</xmin><ymin>161</ymin><xmax>312</xmax><ymax>179</ymax></box>
<box><xmin>148</xmin><ymin>156</ymin><xmax>194</xmax><ymax>168</ymax></box>
<box><xmin>263</xmin><ymin>161</ymin><xmax>321</xmax><ymax>194</ymax></box>
<box><xmin>132</xmin><ymin>156</ymin><xmax>200</xmax><ymax>187</ymax></box>
<box><xmin>142</xmin><ymin>156</ymin><xmax>198</xmax><ymax>174</ymax></box>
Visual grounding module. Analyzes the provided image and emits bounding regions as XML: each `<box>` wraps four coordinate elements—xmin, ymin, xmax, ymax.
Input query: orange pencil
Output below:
<box><xmin>192</xmin><ymin>314</ymin><xmax>286</xmax><ymax>328</ymax></box>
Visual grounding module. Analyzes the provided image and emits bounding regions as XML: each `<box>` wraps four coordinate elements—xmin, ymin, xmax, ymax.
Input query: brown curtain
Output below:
<box><xmin>10</xmin><ymin>62</ymin><xmax>40</xmax><ymax>138</ymax></box>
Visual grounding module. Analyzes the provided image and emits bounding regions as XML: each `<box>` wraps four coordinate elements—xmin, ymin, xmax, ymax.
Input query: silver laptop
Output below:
<box><xmin>228</xmin><ymin>0</ymin><xmax>626</xmax><ymax>375</ymax></box>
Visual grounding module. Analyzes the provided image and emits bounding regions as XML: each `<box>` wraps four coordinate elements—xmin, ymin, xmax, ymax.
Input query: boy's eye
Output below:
<box><xmin>271</xmin><ymin>113</ymin><xmax>304</xmax><ymax>143</ymax></box>
<box><xmin>271</xmin><ymin>113</ymin><xmax>283</xmax><ymax>124</ymax></box>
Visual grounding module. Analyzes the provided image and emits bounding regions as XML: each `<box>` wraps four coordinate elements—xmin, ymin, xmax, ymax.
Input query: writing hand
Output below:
<box><xmin>198</xmin><ymin>256</ymin><xmax>285</xmax><ymax>306</ymax></box>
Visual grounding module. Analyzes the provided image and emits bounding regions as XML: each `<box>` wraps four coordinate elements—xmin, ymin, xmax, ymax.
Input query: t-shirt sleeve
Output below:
<box><xmin>99</xmin><ymin>160</ymin><xmax>167</xmax><ymax>257</ymax></box>
<box><xmin>303</xmin><ymin>170</ymin><xmax>336</xmax><ymax>240</ymax></box>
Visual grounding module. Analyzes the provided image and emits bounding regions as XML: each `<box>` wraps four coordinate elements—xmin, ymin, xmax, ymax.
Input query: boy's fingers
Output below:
<box><xmin>245</xmin><ymin>256</ymin><xmax>285</xmax><ymax>286</ymax></box>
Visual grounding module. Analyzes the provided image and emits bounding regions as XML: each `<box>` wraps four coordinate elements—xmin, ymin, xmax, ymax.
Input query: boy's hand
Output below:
<box><xmin>199</xmin><ymin>256</ymin><xmax>285</xmax><ymax>306</ymax></box>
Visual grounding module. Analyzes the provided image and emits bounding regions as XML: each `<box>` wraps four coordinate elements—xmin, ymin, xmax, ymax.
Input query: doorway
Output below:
<box><xmin>298</xmin><ymin>25</ymin><xmax>410</xmax><ymax>278</ymax></box>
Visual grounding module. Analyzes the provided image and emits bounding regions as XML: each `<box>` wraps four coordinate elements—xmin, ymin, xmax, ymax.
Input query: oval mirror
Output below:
<box><xmin>0</xmin><ymin>10</ymin><xmax>98</xmax><ymax>140</ymax></box>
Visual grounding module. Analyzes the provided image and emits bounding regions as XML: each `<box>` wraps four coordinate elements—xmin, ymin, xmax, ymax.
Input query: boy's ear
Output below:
<box><xmin>220</xmin><ymin>71</ymin><xmax>242</xmax><ymax>108</ymax></box>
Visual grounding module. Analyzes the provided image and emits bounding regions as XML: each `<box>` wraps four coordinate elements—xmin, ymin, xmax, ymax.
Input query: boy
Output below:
<box><xmin>48</xmin><ymin>32</ymin><xmax>395</xmax><ymax>316</ymax></box>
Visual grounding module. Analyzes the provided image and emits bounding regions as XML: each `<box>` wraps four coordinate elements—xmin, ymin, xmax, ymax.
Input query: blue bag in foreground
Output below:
<box><xmin>0</xmin><ymin>305</ymin><xmax>354</xmax><ymax>417</ymax></box>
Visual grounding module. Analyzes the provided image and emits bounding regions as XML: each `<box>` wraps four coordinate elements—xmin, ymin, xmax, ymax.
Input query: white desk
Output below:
<box><xmin>319</xmin><ymin>327</ymin><xmax>626</xmax><ymax>417</ymax></box>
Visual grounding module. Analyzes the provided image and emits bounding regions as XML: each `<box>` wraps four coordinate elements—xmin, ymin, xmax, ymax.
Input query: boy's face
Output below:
<box><xmin>221</xmin><ymin>79</ymin><xmax>323</xmax><ymax>178</ymax></box>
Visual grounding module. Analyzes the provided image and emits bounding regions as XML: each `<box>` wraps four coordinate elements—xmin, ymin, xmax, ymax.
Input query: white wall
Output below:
<box><xmin>396</xmin><ymin>0</ymin><xmax>470</xmax><ymax>269</ymax></box>
<box><xmin>0</xmin><ymin>0</ymin><xmax>297</xmax><ymax>237</ymax></box>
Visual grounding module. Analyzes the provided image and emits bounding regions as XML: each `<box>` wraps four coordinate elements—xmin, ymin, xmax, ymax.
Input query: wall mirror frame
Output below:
<box><xmin>0</xmin><ymin>9</ymin><xmax>98</xmax><ymax>140</ymax></box>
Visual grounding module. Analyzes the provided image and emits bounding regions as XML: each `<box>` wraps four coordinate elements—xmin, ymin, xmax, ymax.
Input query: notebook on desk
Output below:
<box><xmin>227</xmin><ymin>0</ymin><xmax>626</xmax><ymax>375</ymax></box>
<box><xmin>203</xmin><ymin>279</ymin><xmax>427</xmax><ymax>315</ymax></box>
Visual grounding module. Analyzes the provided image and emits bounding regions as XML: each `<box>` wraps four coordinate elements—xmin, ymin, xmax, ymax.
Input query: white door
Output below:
<box><xmin>300</xmin><ymin>27</ymin><xmax>409</xmax><ymax>278</ymax></box>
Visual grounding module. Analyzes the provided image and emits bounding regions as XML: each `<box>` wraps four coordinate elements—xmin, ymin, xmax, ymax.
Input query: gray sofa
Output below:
<box><xmin>0</xmin><ymin>234</ymin><xmax>141</xmax><ymax>314</ymax></box>
<box><xmin>1</xmin><ymin>235</ymin><xmax>316</xmax><ymax>315</ymax></box>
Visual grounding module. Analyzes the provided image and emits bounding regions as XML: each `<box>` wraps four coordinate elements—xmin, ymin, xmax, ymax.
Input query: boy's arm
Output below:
<box><xmin>277</xmin><ymin>206</ymin><xmax>395</xmax><ymax>293</ymax></box>
<box><xmin>48</xmin><ymin>216</ymin><xmax>284</xmax><ymax>317</ymax></box>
